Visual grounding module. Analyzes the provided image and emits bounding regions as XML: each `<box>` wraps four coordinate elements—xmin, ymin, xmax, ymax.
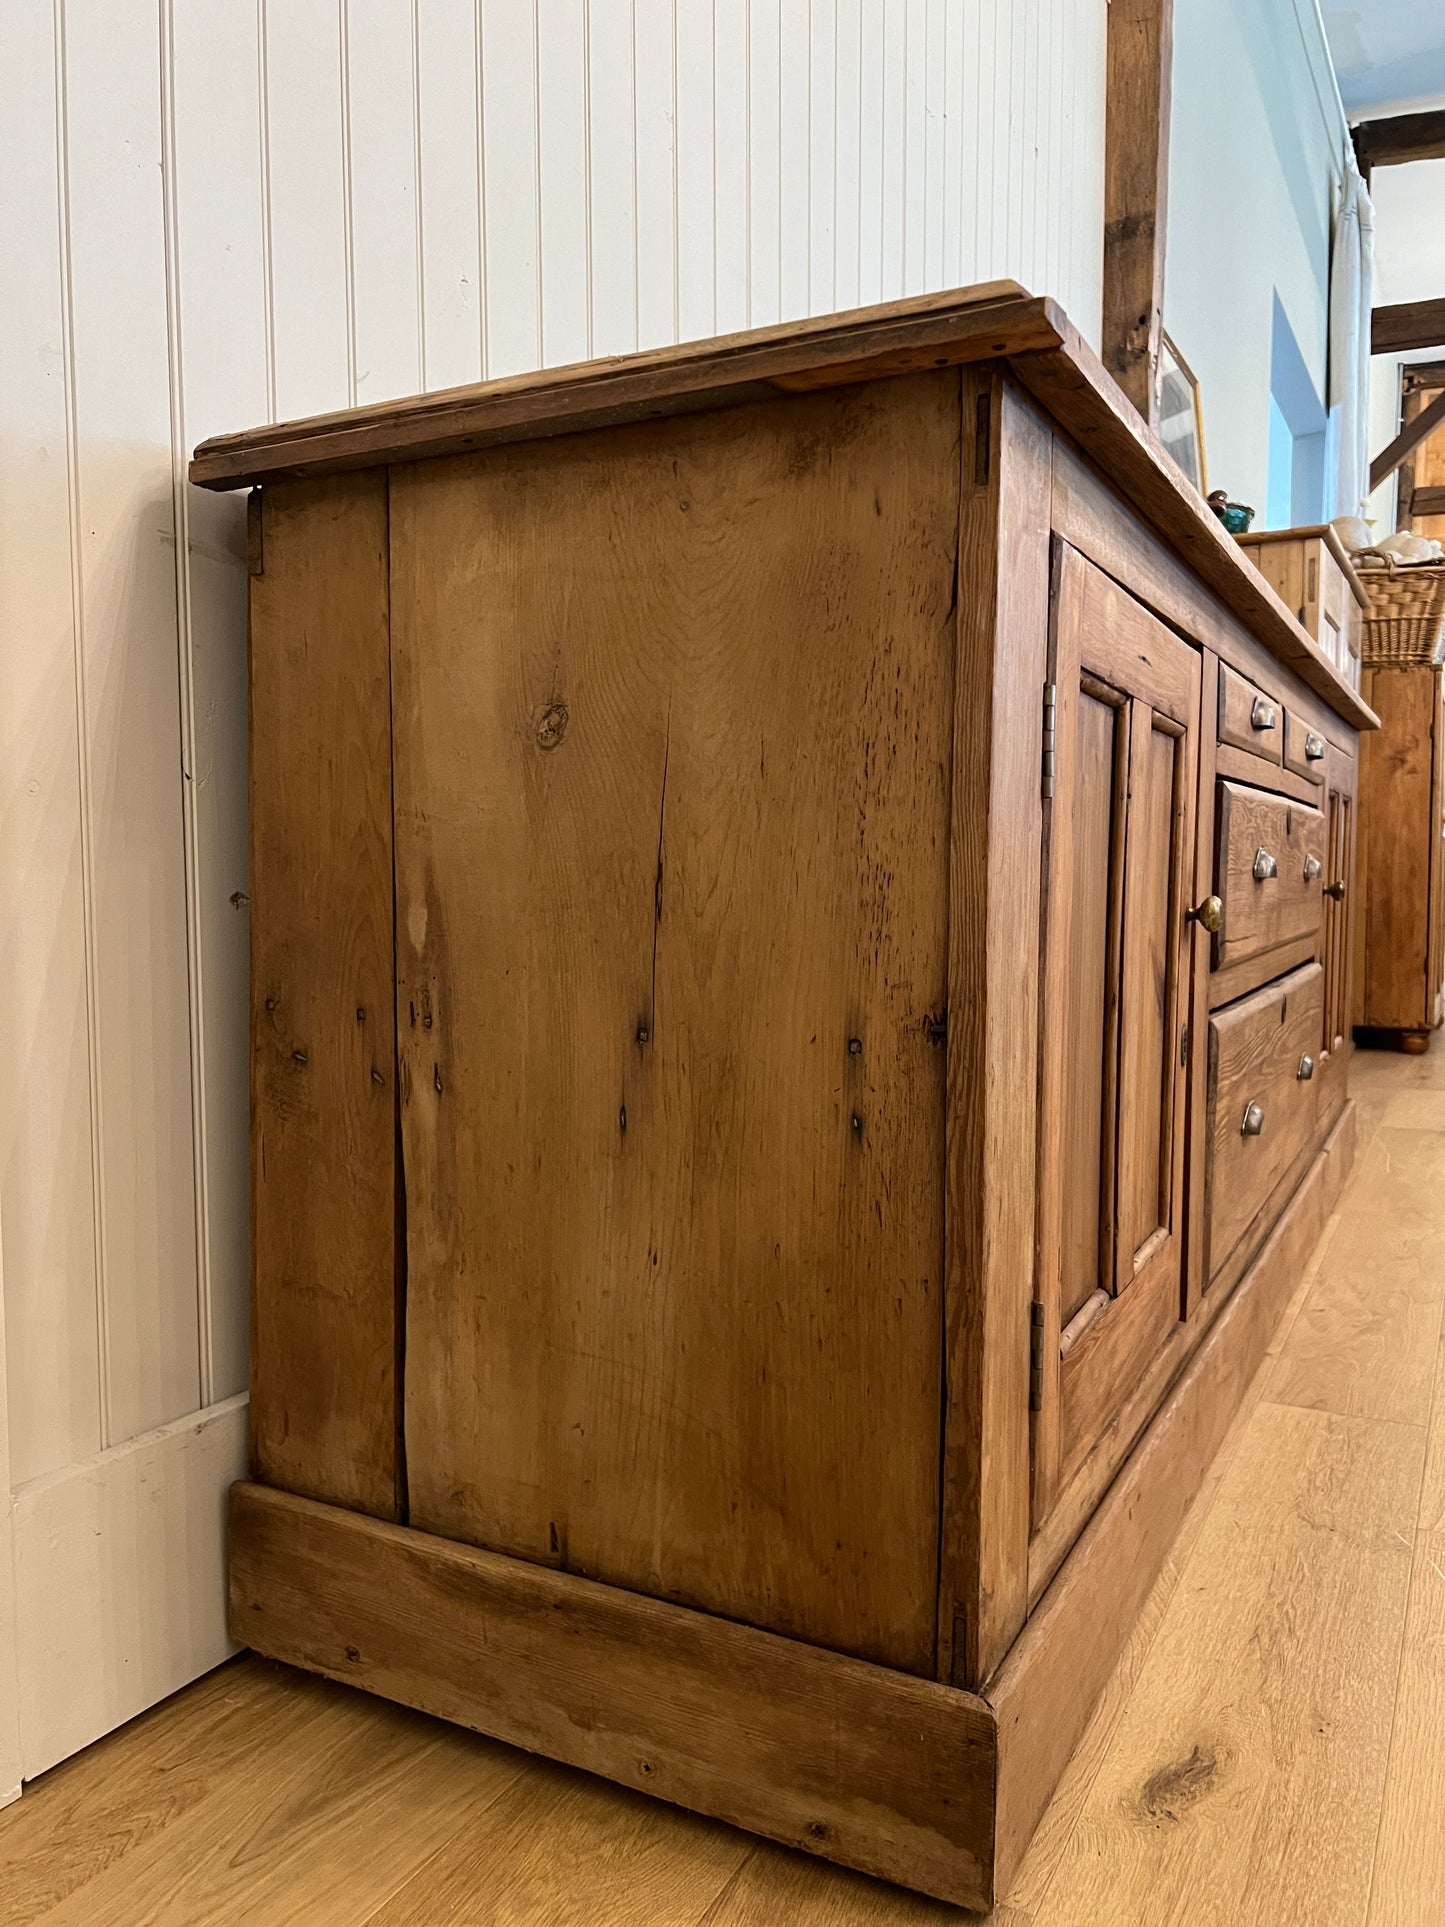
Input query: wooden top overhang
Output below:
<box><xmin>191</xmin><ymin>280</ymin><xmax>1375</xmax><ymax>731</ymax></box>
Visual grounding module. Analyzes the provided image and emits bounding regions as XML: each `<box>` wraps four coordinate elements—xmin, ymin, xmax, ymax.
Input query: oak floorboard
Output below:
<box><xmin>1029</xmin><ymin>1399</ymin><xmax>1423</xmax><ymax>1927</ymax></box>
<box><xmin>26</xmin><ymin>1671</ymin><xmax>524</xmax><ymax>1927</ymax></box>
<box><xmin>362</xmin><ymin>1759</ymin><xmax>749</xmax><ymax>1926</ymax></box>
<box><xmin>1264</xmin><ymin>1127</ymin><xmax>1445</xmax><ymax>1426</ymax></box>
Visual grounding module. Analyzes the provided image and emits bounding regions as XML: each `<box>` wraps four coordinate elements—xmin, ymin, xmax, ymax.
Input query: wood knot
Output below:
<box><xmin>535</xmin><ymin>702</ymin><xmax>569</xmax><ymax>750</ymax></box>
<box><xmin>1139</xmin><ymin>1744</ymin><xmax>1219</xmax><ymax>1821</ymax></box>
<box><xmin>847</xmin><ymin>1036</ymin><xmax>863</xmax><ymax>1056</ymax></box>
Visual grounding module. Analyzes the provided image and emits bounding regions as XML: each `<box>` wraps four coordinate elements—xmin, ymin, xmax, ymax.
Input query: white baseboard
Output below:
<box><xmin>11</xmin><ymin>1393</ymin><xmax>248</xmax><ymax>1780</ymax></box>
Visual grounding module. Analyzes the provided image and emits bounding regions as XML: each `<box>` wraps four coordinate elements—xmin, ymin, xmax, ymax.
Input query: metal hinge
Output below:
<box><xmin>1041</xmin><ymin>681</ymin><xmax>1057</xmax><ymax>800</ymax></box>
<box><xmin>1029</xmin><ymin>1302</ymin><xmax>1047</xmax><ymax>1411</ymax></box>
<box><xmin>1180</xmin><ymin>1022</ymin><xmax>1190</xmax><ymax>1068</ymax></box>
<box><xmin>247</xmin><ymin>488</ymin><xmax>264</xmax><ymax>577</ymax></box>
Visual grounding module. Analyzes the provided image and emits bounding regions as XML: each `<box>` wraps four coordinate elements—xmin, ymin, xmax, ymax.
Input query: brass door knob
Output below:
<box><xmin>1241</xmin><ymin>1101</ymin><xmax>1266</xmax><ymax>1137</ymax></box>
<box><xmin>1253</xmin><ymin>848</ymin><xmax>1279</xmax><ymax>881</ymax></box>
<box><xmin>1187</xmin><ymin>894</ymin><xmax>1224</xmax><ymax>933</ymax></box>
<box><xmin>1324</xmin><ymin>879</ymin><xmax>1346</xmax><ymax>901</ymax></box>
<box><xmin>1298</xmin><ymin>1054</ymin><xmax>1315</xmax><ymax>1081</ymax></box>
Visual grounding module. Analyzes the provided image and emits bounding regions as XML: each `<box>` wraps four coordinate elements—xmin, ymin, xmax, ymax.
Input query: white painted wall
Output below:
<box><xmin>0</xmin><ymin>0</ymin><xmax>1107</xmax><ymax>1778</ymax></box>
<box><xmin>1165</xmin><ymin>0</ymin><xmax>1349</xmax><ymax>517</ymax></box>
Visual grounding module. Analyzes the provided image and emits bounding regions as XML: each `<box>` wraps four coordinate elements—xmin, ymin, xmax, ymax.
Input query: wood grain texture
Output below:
<box><xmin>1033</xmin><ymin>545</ymin><xmax>1199</xmax><ymax>1524</ymax></box>
<box><xmin>228</xmin><ymin>1482</ymin><xmax>997</xmax><ymax>1910</ymax></box>
<box><xmin>190</xmin><ymin>283</ymin><xmax>1052</xmax><ymax>487</ymax></box>
<box><xmin>248</xmin><ymin>473</ymin><xmax>400</xmax><ymax>1519</ymax></box>
<box><xmin>1213</xmin><ymin>780</ymin><xmax>1325</xmax><ymax>977</ymax></box>
<box><xmin>1358</xmin><ymin>666</ymin><xmax>1444</xmax><ymax>1033</ymax></box>
<box><xmin>936</xmin><ymin>368</ymin><xmax>1052</xmax><ymax>1689</ymax></box>
<box><xmin>391</xmin><ymin>374</ymin><xmax>957</xmax><ymax>1675</ymax></box>
<box><xmin>991</xmin><ymin>1100</ymin><xmax>1357</xmax><ymax>1895</ymax></box>
<box><xmin>1101</xmin><ymin>0</ymin><xmax>1172</xmax><ymax>419</ymax></box>
<box><xmin>1265</xmin><ymin>1123</ymin><xmax>1445</xmax><ymax>1427</ymax></box>
<box><xmin>1217</xmin><ymin>659</ymin><xmax>1282</xmax><ymax>763</ymax></box>
<box><xmin>1372</xmin><ymin>296</ymin><xmax>1445</xmax><ymax>356</ymax></box>
<box><xmin>364</xmin><ymin>1762</ymin><xmax>750</xmax><ymax>1927</ymax></box>
<box><xmin>1030</xmin><ymin>1398</ymin><xmax>1420</xmax><ymax>1927</ymax></box>
<box><xmin>1205</xmin><ymin>963</ymin><xmax>1323</xmax><ymax>1283</ymax></box>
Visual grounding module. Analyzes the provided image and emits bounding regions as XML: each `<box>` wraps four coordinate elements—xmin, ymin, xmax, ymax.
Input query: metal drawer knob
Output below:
<box><xmin>1303</xmin><ymin>854</ymin><xmax>1322</xmax><ymax>881</ymax></box>
<box><xmin>1186</xmin><ymin>894</ymin><xmax>1225</xmax><ymax>933</ymax></box>
<box><xmin>1298</xmin><ymin>1054</ymin><xmax>1315</xmax><ymax>1081</ymax></box>
<box><xmin>1251</xmin><ymin>696</ymin><xmax>1277</xmax><ymax>731</ymax></box>
<box><xmin>1324</xmin><ymin>878</ymin><xmax>1346</xmax><ymax>901</ymax></box>
<box><xmin>1242</xmin><ymin>1102</ymin><xmax>1266</xmax><ymax>1137</ymax></box>
<box><xmin>1305</xmin><ymin>732</ymin><xmax>1326</xmax><ymax>761</ymax></box>
<box><xmin>1253</xmin><ymin>847</ymin><xmax>1279</xmax><ymax>881</ymax></box>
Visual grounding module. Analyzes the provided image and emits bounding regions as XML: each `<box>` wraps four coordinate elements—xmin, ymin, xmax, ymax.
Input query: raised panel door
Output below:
<box><xmin>1033</xmin><ymin>545</ymin><xmax>1201</xmax><ymax>1525</ymax></box>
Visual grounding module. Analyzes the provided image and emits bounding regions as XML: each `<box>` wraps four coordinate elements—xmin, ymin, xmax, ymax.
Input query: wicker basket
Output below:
<box><xmin>1354</xmin><ymin>549</ymin><xmax>1445</xmax><ymax>667</ymax></box>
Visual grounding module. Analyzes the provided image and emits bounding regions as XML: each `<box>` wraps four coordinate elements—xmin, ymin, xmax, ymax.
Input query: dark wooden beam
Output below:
<box><xmin>1102</xmin><ymin>0</ymin><xmax>1173</xmax><ymax>424</ymax></box>
<box><xmin>1373</xmin><ymin>300</ymin><xmax>1445</xmax><ymax>357</ymax></box>
<box><xmin>1353</xmin><ymin>109</ymin><xmax>1445</xmax><ymax>173</ymax></box>
<box><xmin>1408</xmin><ymin>485</ymin><xmax>1445</xmax><ymax>520</ymax></box>
<box><xmin>1370</xmin><ymin>386</ymin><xmax>1445</xmax><ymax>494</ymax></box>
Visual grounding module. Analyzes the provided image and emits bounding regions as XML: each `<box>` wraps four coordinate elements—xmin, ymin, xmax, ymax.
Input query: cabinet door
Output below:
<box><xmin>1033</xmin><ymin>546</ymin><xmax>1201</xmax><ymax>1525</ymax></box>
<box><xmin>1431</xmin><ymin>672</ymin><xmax>1445</xmax><ymax>1024</ymax></box>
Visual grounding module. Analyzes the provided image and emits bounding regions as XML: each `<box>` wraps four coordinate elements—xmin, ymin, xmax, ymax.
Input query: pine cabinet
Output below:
<box><xmin>1357</xmin><ymin>664</ymin><xmax>1445</xmax><ymax>1051</ymax></box>
<box><xmin>199</xmin><ymin>287</ymin><xmax>1373</xmax><ymax>1910</ymax></box>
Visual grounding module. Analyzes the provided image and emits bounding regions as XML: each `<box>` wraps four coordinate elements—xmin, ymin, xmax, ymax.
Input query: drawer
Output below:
<box><xmin>1283</xmin><ymin>710</ymin><xmax>1328</xmax><ymax>785</ymax></box>
<box><xmin>1218</xmin><ymin>661</ymin><xmax>1283</xmax><ymax>764</ymax></box>
<box><xmin>1214</xmin><ymin>780</ymin><xmax>1326</xmax><ymax>973</ymax></box>
<box><xmin>1206</xmin><ymin>962</ymin><xmax>1323</xmax><ymax>1282</ymax></box>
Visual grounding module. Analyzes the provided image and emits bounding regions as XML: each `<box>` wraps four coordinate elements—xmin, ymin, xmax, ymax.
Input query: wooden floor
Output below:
<box><xmin>5</xmin><ymin>1045</ymin><xmax>1445</xmax><ymax>1924</ymax></box>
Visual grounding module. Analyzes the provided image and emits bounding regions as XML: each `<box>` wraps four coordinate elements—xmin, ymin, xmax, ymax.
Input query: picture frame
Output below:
<box><xmin>1157</xmin><ymin>331</ymin><xmax>1207</xmax><ymax>495</ymax></box>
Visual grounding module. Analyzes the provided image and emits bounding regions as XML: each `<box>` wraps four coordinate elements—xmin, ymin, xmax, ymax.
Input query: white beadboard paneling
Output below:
<box><xmin>588</xmin><ymin>0</ymin><xmax>639</xmax><ymax>355</ymax></box>
<box><xmin>537</xmin><ymin>0</ymin><xmax>591</xmax><ymax>366</ymax></box>
<box><xmin>480</xmin><ymin>0</ymin><xmax>541</xmax><ymax>376</ymax></box>
<box><xmin>167</xmin><ymin>0</ymin><xmax>268</xmax><ymax>1405</ymax></box>
<box><xmin>12</xmin><ymin>1395</ymin><xmax>247</xmax><ymax>1780</ymax></box>
<box><xmin>675</xmin><ymin>0</ymin><xmax>717</xmax><ymax>338</ymax></box>
<box><xmin>712</xmin><ymin>1</ymin><xmax>749</xmax><ymax>333</ymax></box>
<box><xmin>345</xmin><ymin>0</ymin><xmax>424</xmax><ymax>404</ymax></box>
<box><xmin>778</xmin><ymin>0</ymin><xmax>810</xmax><ymax>322</ymax></box>
<box><xmin>748</xmin><ymin>0</ymin><xmax>782</xmax><ymax>328</ymax></box>
<box><xmin>61</xmin><ymin>0</ymin><xmax>201</xmax><ymax>1447</ymax></box>
<box><xmin>0</xmin><ymin>0</ymin><xmax>103</xmax><ymax>1485</ymax></box>
<box><xmin>634</xmin><ymin>0</ymin><xmax>679</xmax><ymax>349</ymax></box>
<box><xmin>833</xmin><ymin>0</ymin><xmax>862</xmax><ymax>310</ymax></box>
<box><xmin>416</xmin><ymin>0</ymin><xmax>484</xmax><ymax>390</ymax></box>
<box><xmin>807</xmin><ymin>0</ymin><xmax>837</xmax><ymax>314</ymax></box>
<box><xmin>264</xmin><ymin>0</ymin><xmax>353</xmax><ymax>416</ymax></box>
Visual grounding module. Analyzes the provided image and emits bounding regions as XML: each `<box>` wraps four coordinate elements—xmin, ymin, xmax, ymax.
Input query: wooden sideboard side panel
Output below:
<box><xmin>1360</xmin><ymin>667</ymin><xmax>1437</xmax><ymax>1030</ymax></box>
<box><xmin>228</xmin><ymin>1481</ymin><xmax>998</xmax><ymax>1911</ymax></box>
<box><xmin>248</xmin><ymin>473</ymin><xmax>401</xmax><ymax>1519</ymax></box>
<box><xmin>390</xmin><ymin>375</ymin><xmax>958</xmax><ymax>1676</ymax></box>
<box><xmin>937</xmin><ymin>370</ymin><xmax>1052</xmax><ymax>1690</ymax></box>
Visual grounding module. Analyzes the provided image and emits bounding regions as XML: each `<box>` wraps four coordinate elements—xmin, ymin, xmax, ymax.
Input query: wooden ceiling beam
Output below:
<box><xmin>1370</xmin><ymin>385</ymin><xmax>1445</xmax><ymax>494</ymax></box>
<box><xmin>1101</xmin><ymin>0</ymin><xmax>1173</xmax><ymax>424</ymax></box>
<box><xmin>1373</xmin><ymin>299</ymin><xmax>1445</xmax><ymax>357</ymax></box>
<box><xmin>1353</xmin><ymin>108</ymin><xmax>1445</xmax><ymax>175</ymax></box>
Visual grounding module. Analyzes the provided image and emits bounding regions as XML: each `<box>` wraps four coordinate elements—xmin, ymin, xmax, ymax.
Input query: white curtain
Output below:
<box><xmin>1329</xmin><ymin>157</ymin><xmax>1376</xmax><ymax>519</ymax></box>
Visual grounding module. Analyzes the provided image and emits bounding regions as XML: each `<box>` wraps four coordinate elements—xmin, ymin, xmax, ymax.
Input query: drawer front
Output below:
<box><xmin>1283</xmin><ymin>710</ymin><xmax>1329</xmax><ymax>785</ymax></box>
<box><xmin>1214</xmin><ymin>780</ymin><xmax>1326</xmax><ymax>972</ymax></box>
<box><xmin>1207</xmin><ymin>962</ymin><xmax>1323</xmax><ymax>1281</ymax></box>
<box><xmin>1218</xmin><ymin>661</ymin><xmax>1283</xmax><ymax>764</ymax></box>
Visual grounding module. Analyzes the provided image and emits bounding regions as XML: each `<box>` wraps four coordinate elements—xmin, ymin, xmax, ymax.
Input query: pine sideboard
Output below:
<box><xmin>192</xmin><ymin>283</ymin><xmax>1375</xmax><ymax>1910</ymax></box>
